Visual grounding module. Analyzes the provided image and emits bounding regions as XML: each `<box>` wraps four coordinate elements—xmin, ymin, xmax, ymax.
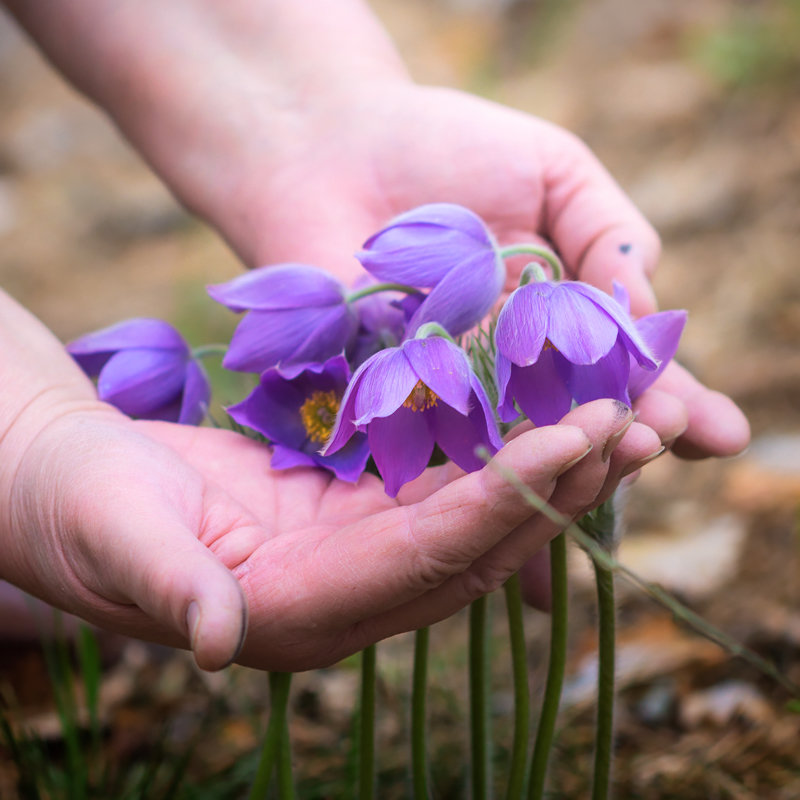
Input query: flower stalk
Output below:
<box><xmin>498</xmin><ymin>244</ymin><xmax>564</xmax><ymax>281</ymax></box>
<box><xmin>527</xmin><ymin>533</ymin><xmax>569</xmax><ymax>800</ymax></box>
<box><xmin>346</xmin><ymin>281</ymin><xmax>421</xmax><ymax>303</ymax></box>
<box><xmin>358</xmin><ymin>644</ymin><xmax>377</xmax><ymax>800</ymax></box>
<box><xmin>469</xmin><ymin>594</ymin><xmax>492</xmax><ymax>800</ymax></box>
<box><xmin>249</xmin><ymin>671</ymin><xmax>293</xmax><ymax>800</ymax></box>
<box><xmin>504</xmin><ymin>573</ymin><xmax>530</xmax><ymax>800</ymax></box>
<box><xmin>591</xmin><ymin>557</ymin><xmax>616</xmax><ymax>800</ymax></box>
<box><xmin>411</xmin><ymin>626</ymin><xmax>430</xmax><ymax>799</ymax></box>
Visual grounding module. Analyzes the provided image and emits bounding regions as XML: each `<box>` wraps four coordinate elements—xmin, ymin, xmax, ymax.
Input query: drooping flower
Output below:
<box><xmin>612</xmin><ymin>284</ymin><xmax>687</xmax><ymax>400</ymax></box>
<box><xmin>208</xmin><ymin>264</ymin><xmax>357</xmax><ymax>376</ymax></box>
<box><xmin>67</xmin><ymin>318</ymin><xmax>210</xmax><ymax>425</ymax></box>
<box><xmin>226</xmin><ymin>355</ymin><xmax>369</xmax><ymax>482</ymax></box>
<box><xmin>494</xmin><ymin>280</ymin><xmax>659</xmax><ymax>426</ymax></box>
<box><xmin>356</xmin><ymin>203</ymin><xmax>505</xmax><ymax>338</ymax></box>
<box><xmin>325</xmin><ymin>334</ymin><xmax>503</xmax><ymax>497</ymax></box>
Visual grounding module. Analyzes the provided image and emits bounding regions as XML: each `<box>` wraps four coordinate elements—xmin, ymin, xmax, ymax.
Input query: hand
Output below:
<box><xmin>207</xmin><ymin>81</ymin><xmax>748</xmax><ymax>462</ymax></box>
<box><xmin>1</xmin><ymin>391</ymin><xmax>660</xmax><ymax>671</ymax></box>
<box><xmin>2</xmin><ymin>1</ymin><xmax>749</xmax><ymax>459</ymax></box>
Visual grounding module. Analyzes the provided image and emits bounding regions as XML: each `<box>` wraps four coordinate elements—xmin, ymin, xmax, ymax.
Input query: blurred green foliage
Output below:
<box><xmin>690</xmin><ymin>0</ymin><xmax>800</xmax><ymax>89</ymax></box>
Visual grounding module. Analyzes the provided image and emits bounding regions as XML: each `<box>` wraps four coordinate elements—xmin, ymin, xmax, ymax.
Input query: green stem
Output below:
<box><xmin>469</xmin><ymin>594</ymin><xmax>492</xmax><ymax>800</ymax></box>
<box><xmin>276</xmin><ymin>707</ymin><xmax>296</xmax><ymax>800</ymax></box>
<box><xmin>346</xmin><ymin>282</ymin><xmax>421</xmax><ymax>302</ymax></box>
<box><xmin>249</xmin><ymin>671</ymin><xmax>293</xmax><ymax>800</ymax></box>
<box><xmin>358</xmin><ymin>644</ymin><xmax>377</xmax><ymax>800</ymax></box>
<box><xmin>498</xmin><ymin>244</ymin><xmax>564</xmax><ymax>281</ymax></box>
<box><xmin>191</xmin><ymin>343</ymin><xmax>228</xmax><ymax>359</ymax></box>
<box><xmin>504</xmin><ymin>574</ymin><xmax>530</xmax><ymax>800</ymax></box>
<box><xmin>527</xmin><ymin>533</ymin><xmax>568</xmax><ymax>800</ymax></box>
<box><xmin>411</xmin><ymin>627</ymin><xmax>430</xmax><ymax>800</ymax></box>
<box><xmin>592</xmin><ymin>559</ymin><xmax>616</xmax><ymax>800</ymax></box>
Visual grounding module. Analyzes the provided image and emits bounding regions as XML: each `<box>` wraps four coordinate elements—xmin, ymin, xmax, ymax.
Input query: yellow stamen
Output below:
<box><xmin>403</xmin><ymin>380</ymin><xmax>439</xmax><ymax>412</ymax></box>
<box><xmin>299</xmin><ymin>389</ymin><xmax>340</xmax><ymax>443</ymax></box>
<box><xmin>543</xmin><ymin>338</ymin><xmax>558</xmax><ymax>352</ymax></box>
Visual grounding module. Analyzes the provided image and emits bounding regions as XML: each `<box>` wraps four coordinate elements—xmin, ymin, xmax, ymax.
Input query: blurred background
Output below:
<box><xmin>0</xmin><ymin>0</ymin><xmax>798</xmax><ymax>797</ymax></box>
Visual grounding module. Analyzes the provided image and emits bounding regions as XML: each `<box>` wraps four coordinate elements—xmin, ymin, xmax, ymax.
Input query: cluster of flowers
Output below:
<box><xmin>67</xmin><ymin>204</ymin><xmax>686</xmax><ymax>497</ymax></box>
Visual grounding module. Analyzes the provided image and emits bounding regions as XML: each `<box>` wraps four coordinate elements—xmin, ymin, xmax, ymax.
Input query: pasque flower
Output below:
<box><xmin>357</xmin><ymin>203</ymin><xmax>505</xmax><ymax>338</ymax></box>
<box><xmin>208</xmin><ymin>263</ymin><xmax>357</xmax><ymax>376</ymax></box>
<box><xmin>227</xmin><ymin>355</ymin><xmax>369</xmax><ymax>482</ymax></box>
<box><xmin>495</xmin><ymin>280</ymin><xmax>659</xmax><ymax>426</ymax></box>
<box><xmin>325</xmin><ymin>332</ymin><xmax>503</xmax><ymax>497</ymax></box>
<box><xmin>67</xmin><ymin>318</ymin><xmax>210</xmax><ymax>425</ymax></box>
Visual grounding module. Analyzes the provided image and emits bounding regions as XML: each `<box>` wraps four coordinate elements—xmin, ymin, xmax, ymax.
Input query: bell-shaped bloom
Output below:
<box><xmin>325</xmin><ymin>335</ymin><xmax>503</xmax><ymax>497</ymax></box>
<box><xmin>227</xmin><ymin>355</ymin><xmax>369</xmax><ymax>482</ymax></box>
<box><xmin>495</xmin><ymin>281</ymin><xmax>659</xmax><ymax>426</ymax></box>
<box><xmin>67</xmin><ymin>318</ymin><xmax>210</xmax><ymax>425</ymax></box>
<box><xmin>208</xmin><ymin>264</ymin><xmax>357</xmax><ymax>376</ymax></box>
<box><xmin>612</xmin><ymin>284</ymin><xmax>687</xmax><ymax>400</ymax></box>
<box><xmin>356</xmin><ymin>203</ymin><xmax>505</xmax><ymax>338</ymax></box>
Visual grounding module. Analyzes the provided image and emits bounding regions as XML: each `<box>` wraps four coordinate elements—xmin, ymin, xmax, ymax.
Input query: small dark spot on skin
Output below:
<box><xmin>619</xmin><ymin>243</ymin><xmax>632</xmax><ymax>254</ymax></box>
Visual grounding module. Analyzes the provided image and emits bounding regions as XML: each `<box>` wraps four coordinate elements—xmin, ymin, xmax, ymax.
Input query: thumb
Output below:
<box><xmin>82</xmin><ymin>501</ymin><xmax>248</xmax><ymax>672</ymax></box>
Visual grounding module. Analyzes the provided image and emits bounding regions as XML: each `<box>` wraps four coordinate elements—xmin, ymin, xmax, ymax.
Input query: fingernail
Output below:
<box><xmin>620</xmin><ymin>446</ymin><xmax>666</xmax><ymax>477</ymax></box>
<box><xmin>556</xmin><ymin>443</ymin><xmax>594</xmax><ymax>476</ymax></box>
<box><xmin>186</xmin><ymin>600</ymin><xmax>200</xmax><ymax>649</ymax></box>
<box><xmin>601</xmin><ymin>404</ymin><xmax>634</xmax><ymax>462</ymax></box>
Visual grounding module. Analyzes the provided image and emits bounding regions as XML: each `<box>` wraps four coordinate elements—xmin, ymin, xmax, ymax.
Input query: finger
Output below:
<box><xmin>78</xmin><ymin>498</ymin><xmax>249</xmax><ymax>672</ymax></box>
<box><xmin>539</xmin><ymin>123</ymin><xmax>661</xmax><ymax>316</ymax></box>
<box><xmin>632</xmin><ymin>387</ymin><xmax>689</xmax><ymax>447</ymax></box>
<box><xmin>348</xmin><ymin>400</ymin><xmax>643</xmax><ymax>645</ymax></box>
<box><xmin>648</xmin><ymin>362</ymin><xmax>750</xmax><ymax>459</ymax></box>
<box><xmin>519</xmin><ymin>549</ymin><xmax>551</xmax><ymax>610</ymax></box>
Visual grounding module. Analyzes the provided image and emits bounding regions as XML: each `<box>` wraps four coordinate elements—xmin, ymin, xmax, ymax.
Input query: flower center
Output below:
<box><xmin>300</xmin><ymin>389</ymin><xmax>340</xmax><ymax>443</ymax></box>
<box><xmin>403</xmin><ymin>380</ymin><xmax>439</xmax><ymax>412</ymax></box>
<box><xmin>543</xmin><ymin>338</ymin><xmax>558</xmax><ymax>352</ymax></box>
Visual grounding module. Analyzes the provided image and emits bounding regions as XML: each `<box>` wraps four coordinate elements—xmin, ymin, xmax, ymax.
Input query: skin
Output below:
<box><xmin>0</xmin><ymin>0</ymin><xmax>749</xmax><ymax>670</ymax></box>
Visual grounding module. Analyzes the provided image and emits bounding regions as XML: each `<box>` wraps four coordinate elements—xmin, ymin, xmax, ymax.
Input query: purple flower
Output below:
<box><xmin>67</xmin><ymin>318</ymin><xmax>210</xmax><ymax>425</ymax></box>
<box><xmin>495</xmin><ymin>281</ymin><xmax>659</xmax><ymax>426</ymax></box>
<box><xmin>347</xmin><ymin>279</ymin><xmax>423</xmax><ymax>368</ymax></box>
<box><xmin>325</xmin><ymin>335</ymin><xmax>503</xmax><ymax>497</ymax></box>
<box><xmin>208</xmin><ymin>264</ymin><xmax>358</xmax><ymax>376</ymax></box>
<box><xmin>612</xmin><ymin>284</ymin><xmax>687</xmax><ymax>400</ymax></box>
<box><xmin>357</xmin><ymin>203</ymin><xmax>505</xmax><ymax>338</ymax></box>
<box><xmin>227</xmin><ymin>355</ymin><xmax>369</xmax><ymax>482</ymax></box>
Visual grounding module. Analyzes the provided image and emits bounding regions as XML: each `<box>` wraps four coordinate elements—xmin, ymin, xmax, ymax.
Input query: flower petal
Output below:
<box><xmin>507</xmin><ymin>349</ymin><xmax>573</xmax><ymax>427</ymax></box>
<box><xmin>311</xmin><ymin>434</ymin><xmax>371</xmax><ymax>483</ymax></box>
<box><xmin>97</xmin><ymin>348</ymin><xmax>187</xmax><ymax>417</ymax></box>
<box><xmin>357</xmin><ymin>203</ymin><xmax>494</xmax><ymax>287</ymax></box>
<box><xmin>271</xmin><ymin>445</ymin><xmax>318</xmax><ymax>471</ymax></box>
<box><xmin>570</xmin><ymin>282</ymin><xmax>658</xmax><ymax>369</ymax></box>
<box><xmin>495</xmin><ymin>352</ymin><xmax>518</xmax><ymax>422</ymax></box>
<box><xmin>432</xmin><ymin>380</ymin><xmax>502</xmax><ymax>473</ymax></box>
<box><xmin>67</xmin><ymin>318</ymin><xmax>186</xmax><ymax>362</ymax></box>
<box><xmin>223</xmin><ymin>305</ymin><xmax>351</xmax><ymax>374</ymax></box>
<box><xmin>403</xmin><ymin>336</ymin><xmax>472</xmax><ymax>415</ymax></box>
<box><xmin>547</xmin><ymin>283</ymin><xmax>620</xmax><ymax>365</ymax></box>
<box><xmin>628</xmin><ymin>309</ymin><xmax>688</xmax><ymax>399</ymax></box>
<box><xmin>353</xmin><ymin>346</ymin><xmax>419</xmax><ymax>425</ymax></box>
<box><xmin>178</xmin><ymin>360</ymin><xmax>211</xmax><ymax>425</ymax></box>
<box><xmin>406</xmin><ymin>250</ymin><xmax>505</xmax><ymax>338</ymax></box>
<box><xmin>368</xmin><ymin>407</ymin><xmax>435</xmax><ymax>497</ymax></box>
<box><xmin>227</xmin><ymin>374</ymin><xmax>308</xmax><ymax>447</ymax></box>
<box><xmin>495</xmin><ymin>283</ymin><xmax>551</xmax><ymax>366</ymax></box>
<box><xmin>564</xmin><ymin>336</ymin><xmax>631</xmax><ymax>406</ymax></box>
<box><xmin>207</xmin><ymin>264</ymin><xmax>346</xmax><ymax>312</ymax></box>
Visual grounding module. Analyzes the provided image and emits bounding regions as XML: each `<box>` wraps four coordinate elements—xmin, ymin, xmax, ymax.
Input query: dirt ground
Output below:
<box><xmin>1</xmin><ymin>1</ymin><xmax>799</xmax><ymax>798</ymax></box>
